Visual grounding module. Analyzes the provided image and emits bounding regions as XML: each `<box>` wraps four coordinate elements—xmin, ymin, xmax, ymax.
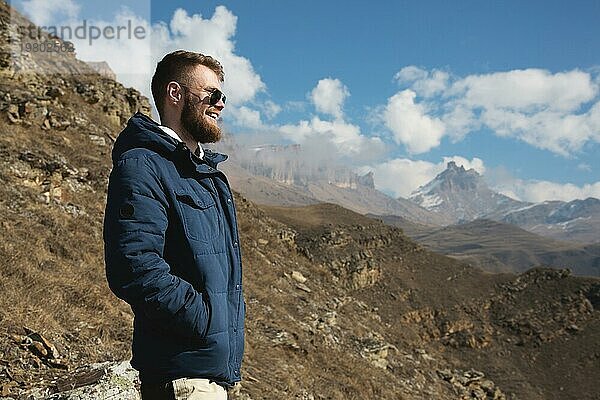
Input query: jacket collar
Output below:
<box><xmin>114</xmin><ymin>112</ymin><xmax>228</xmax><ymax>171</ymax></box>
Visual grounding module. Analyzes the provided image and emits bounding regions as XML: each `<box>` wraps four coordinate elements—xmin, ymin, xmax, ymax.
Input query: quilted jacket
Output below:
<box><xmin>104</xmin><ymin>112</ymin><xmax>244</xmax><ymax>386</ymax></box>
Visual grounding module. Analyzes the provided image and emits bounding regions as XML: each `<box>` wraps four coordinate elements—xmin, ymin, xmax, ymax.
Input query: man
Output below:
<box><xmin>103</xmin><ymin>50</ymin><xmax>244</xmax><ymax>400</ymax></box>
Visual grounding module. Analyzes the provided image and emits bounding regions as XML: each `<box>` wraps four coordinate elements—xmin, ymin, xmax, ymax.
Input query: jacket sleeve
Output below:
<box><xmin>103</xmin><ymin>154</ymin><xmax>209</xmax><ymax>339</ymax></box>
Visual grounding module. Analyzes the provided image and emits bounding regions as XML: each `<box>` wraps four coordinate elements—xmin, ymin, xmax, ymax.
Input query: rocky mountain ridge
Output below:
<box><xmin>409</xmin><ymin>161</ymin><xmax>600</xmax><ymax>243</ymax></box>
<box><xmin>240</xmin><ymin>143</ymin><xmax>375</xmax><ymax>189</ymax></box>
<box><xmin>0</xmin><ymin>3</ymin><xmax>598</xmax><ymax>399</ymax></box>
<box><xmin>493</xmin><ymin>197</ymin><xmax>600</xmax><ymax>243</ymax></box>
<box><xmin>413</xmin><ymin>219</ymin><xmax>600</xmax><ymax>276</ymax></box>
<box><xmin>409</xmin><ymin>161</ymin><xmax>527</xmax><ymax>222</ymax></box>
<box><xmin>226</xmin><ymin>148</ymin><xmax>599</xmax><ymax>244</ymax></box>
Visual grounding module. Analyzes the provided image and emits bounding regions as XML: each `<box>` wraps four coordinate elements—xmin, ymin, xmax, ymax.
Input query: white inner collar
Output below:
<box><xmin>158</xmin><ymin>125</ymin><xmax>204</xmax><ymax>159</ymax></box>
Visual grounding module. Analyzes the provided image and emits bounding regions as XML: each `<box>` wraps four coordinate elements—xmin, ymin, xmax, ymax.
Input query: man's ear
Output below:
<box><xmin>167</xmin><ymin>82</ymin><xmax>182</xmax><ymax>104</ymax></box>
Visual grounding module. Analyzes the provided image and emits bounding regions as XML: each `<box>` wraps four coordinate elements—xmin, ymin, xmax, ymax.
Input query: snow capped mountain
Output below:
<box><xmin>409</xmin><ymin>161</ymin><xmax>527</xmax><ymax>222</ymax></box>
<box><xmin>498</xmin><ymin>197</ymin><xmax>600</xmax><ymax>243</ymax></box>
<box><xmin>409</xmin><ymin>162</ymin><xmax>600</xmax><ymax>243</ymax></box>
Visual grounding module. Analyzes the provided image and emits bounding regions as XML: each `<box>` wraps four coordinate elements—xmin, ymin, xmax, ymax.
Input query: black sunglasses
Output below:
<box><xmin>179</xmin><ymin>83</ymin><xmax>227</xmax><ymax>106</ymax></box>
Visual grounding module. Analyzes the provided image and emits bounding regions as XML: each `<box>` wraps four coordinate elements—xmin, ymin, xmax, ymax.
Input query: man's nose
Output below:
<box><xmin>214</xmin><ymin>98</ymin><xmax>225</xmax><ymax>109</ymax></box>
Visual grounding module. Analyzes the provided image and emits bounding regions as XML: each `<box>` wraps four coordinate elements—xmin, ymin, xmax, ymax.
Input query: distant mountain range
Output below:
<box><xmin>491</xmin><ymin>198</ymin><xmax>600</xmax><ymax>243</ymax></box>
<box><xmin>409</xmin><ymin>161</ymin><xmax>599</xmax><ymax>244</ymax></box>
<box><xmin>216</xmin><ymin>141</ymin><xmax>452</xmax><ymax>226</ymax></box>
<box><xmin>219</xmin><ymin>142</ymin><xmax>598</xmax><ymax>245</ymax></box>
<box><xmin>214</xmin><ymin>144</ymin><xmax>598</xmax><ymax>275</ymax></box>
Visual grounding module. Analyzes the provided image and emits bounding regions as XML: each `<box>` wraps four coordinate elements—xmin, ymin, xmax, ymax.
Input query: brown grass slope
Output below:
<box><xmin>0</xmin><ymin>3</ymin><xmax>599</xmax><ymax>398</ymax></box>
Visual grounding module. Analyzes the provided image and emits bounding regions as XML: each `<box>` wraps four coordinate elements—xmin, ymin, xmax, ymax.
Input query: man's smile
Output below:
<box><xmin>206</xmin><ymin>110</ymin><xmax>220</xmax><ymax>121</ymax></box>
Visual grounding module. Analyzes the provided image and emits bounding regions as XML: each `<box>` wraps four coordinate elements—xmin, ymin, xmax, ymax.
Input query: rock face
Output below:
<box><xmin>85</xmin><ymin>62</ymin><xmax>116</xmax><ymax>81</ymax></box>
<box><xmin>238</xmin><ymin>144</ymin><xmax>374</xmax><ymax>190</ymax></box>
<box><xmin>0</xmin><ymin>3</ymin><xmax>151</xmax><ymax>129</ymax></box>
<box><xmin>298</xmin><ymin>226</ymin><xmax>387</xmax><ymax>289</ymax></box>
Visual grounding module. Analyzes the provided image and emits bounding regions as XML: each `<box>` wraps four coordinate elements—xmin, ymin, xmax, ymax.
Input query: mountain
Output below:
<box><xmin>492</xmin><ymin>198</ymin><xmax>600</xmax><ymax>244</ymax></box>
<box><xmin>1</xmin><ymin>4</ymin><xmax>599</xmax><ymax>399</ymax></box>
<box><xmin>410</xmin><ymin>161</ymin><xmax>600</xmax><ymax>243</ymax></box>
<box><xmin>215</xmin><ymin>141</ymin><xmax>452</xmax><ymax>226</ymax></box>
<box><xmin>260</xmin><ymin>204</ymin><xmax>600</xmax><ymax>400</ymax></box>
<box><xmin>409</xmin><ymin>161</ymin><xmax>527</xmax><ymax>222</ymax></box>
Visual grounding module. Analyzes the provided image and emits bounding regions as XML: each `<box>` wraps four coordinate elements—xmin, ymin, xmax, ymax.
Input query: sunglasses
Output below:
<box><xmin>179</xmin><ymin>83</ymin><xmax>227</xmax><ymax>106</ymax></box>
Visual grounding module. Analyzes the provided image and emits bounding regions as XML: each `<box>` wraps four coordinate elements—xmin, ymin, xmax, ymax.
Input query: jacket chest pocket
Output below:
<box><xmin>175</xmin><ymin>189</ymin><xmax>222</xmax><ymax>243</ymax></box>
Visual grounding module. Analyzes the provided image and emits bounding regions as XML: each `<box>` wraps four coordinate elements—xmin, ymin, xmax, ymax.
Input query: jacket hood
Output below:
<box><xmin>112</xmin><ymin>112</ymin><xmax>177</xmax><ymax>162</ymax></box>
<box><xmin>112</xmin><ymin>112</ymin><xmax>228</xmax><ymax>167</ymax></box>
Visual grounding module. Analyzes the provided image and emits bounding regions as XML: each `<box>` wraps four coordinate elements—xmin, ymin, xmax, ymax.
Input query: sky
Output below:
<box><xmin>11</xmin><ymin>0</ymin><xmax>600</xmax><ymax>203</ymax></box>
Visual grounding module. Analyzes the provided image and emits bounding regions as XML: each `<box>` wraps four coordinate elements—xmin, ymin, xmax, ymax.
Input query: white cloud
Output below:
<box><xmin>364</xmin><ymin>156</ymin><xmax>485</xmax><ymax>198</ymax></box>
<box><xmin>64</xmin><ymin>8</ymin><xmax>152</xmax><ymax>97</ymax></box>
<box><xmin>442</xmin><ymin>156</ymin><xmax>486</xmax><ymax>175</ymax></box>
<box><xmin>310</xmin><ymin>78</ymin><xmax>349</xmax><ymax>120</ymax></box>
<box><xmin>149</xmin><ymin>7</ymin><xmax>266</xmax><ymax>106</ymax></box>
<box><xmin>284</xmin><ymin>100</ymin><xmax>308</xmax><ymax>113</ymax></box>
<box><xmin>18</xmin><ymin>0</ymin><xmax>80</xmax><ymax>27</ymax></box>
<box><xmin>516</xmin><ymin>180</ymin><xmax>600</xmax><ymax>202</ymax></box>
<box><xmin>485</xmin><ymin>166</ymin><xmax>600</xmax><ymax>202</ymax></box>
<box><xmin>395</xmin><ymin>66</ymin><xmax>428</xmax><ymax>83</ymax></box>
<box><xmin>383</xmin><ymin>90</ymin><xmax>445</xmax><ymax>154</ymax></box>
<box><xmin>279</xmin><ymin>116</ymin><xmax>384</xmax><ymax>159</ymax></box>
<box><xmin>441</xmin><ymin>104</ymin><xmax>478</xmax><ymax>140</ymax></box>
<box><xmin>21</xmin><ymin>3</ymin><xmax>269</xmax><ymax>123</ymax></box>
<box><xmin>452</xmin><ymin>69</ymin><xmax>597</xmax><ymax>112</ymax></box>
<box><xmin>577</xmin><ymin>163</ymin><xmax>592</xmax><ymax>172</ymax></box>
<box><xmin>362</xmin><ymin>158</ymin><xmax>440</xmax><ymax>198</ymax></box>
<box><xmin>395</xmin><ymin>66</ymin><xmax>449</xmax><ymax>97</ymax></box>
<box><xmin>229</xmin><ymin>106</ymin><xmax>263</xmax><ymax>130</ymax></box>
<box><xmin>261</xmin><ymin>77</ymin><xmax>386</xmax><ymax>162</ymax></box>
<box><xmin>392</xmin><ymin>66</ymin><xmax>600</xmax><ymax>156</ymax></box>
<box><xmin>261</xmin><ymin>100</ymin><xmax>282</xmax><ymax>120</ymax></box>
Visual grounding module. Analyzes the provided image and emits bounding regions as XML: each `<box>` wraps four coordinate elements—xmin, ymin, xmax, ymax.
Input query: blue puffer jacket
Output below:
<box><xmin>103</xmin><ymin>112</ymin><xmax>244</xmax><ymax>387</ymax></box>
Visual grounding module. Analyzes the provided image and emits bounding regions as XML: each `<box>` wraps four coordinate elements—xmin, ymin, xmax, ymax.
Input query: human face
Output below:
<box><xmin>180</xmin><ymin>65</ymin><xmax>225</xmax><ymax>144</ymax></box>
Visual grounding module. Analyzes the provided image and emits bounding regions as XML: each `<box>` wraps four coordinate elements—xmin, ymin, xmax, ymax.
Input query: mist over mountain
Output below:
<box><xmin>236</xmin><ymin>142</ymin><xmax>375</xmax><ymax>189</ymax></box>
<box><xmin>214</xmin><ymin>139</ymin><xmax>452</xmax><ymax>226</ymax></box>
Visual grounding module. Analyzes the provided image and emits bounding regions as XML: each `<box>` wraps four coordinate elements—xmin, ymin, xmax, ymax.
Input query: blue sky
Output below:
<box><xmin>12</xmin><ymin>0</ymin><xmax>600</xmax><ymax>202</ymax></box>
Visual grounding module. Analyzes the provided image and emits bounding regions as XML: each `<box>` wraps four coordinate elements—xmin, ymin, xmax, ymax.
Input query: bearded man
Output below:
<box><xmin>104</xmin><ymin>50</ymin><xmax>244</xmax><ymax>400</ymax></box>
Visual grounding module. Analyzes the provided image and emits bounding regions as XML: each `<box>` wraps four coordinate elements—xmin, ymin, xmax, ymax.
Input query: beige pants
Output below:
<box><xmin>172</xmin><ymin>378</ymin><xmax>228</xmax><ymax>400</ymax></box>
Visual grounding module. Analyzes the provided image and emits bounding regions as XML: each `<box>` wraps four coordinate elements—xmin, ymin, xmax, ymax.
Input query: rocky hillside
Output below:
<box><xmin>0</xmin><ymin>3</ymin><xmax>599</xmax><ymax>399</ymax></box>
